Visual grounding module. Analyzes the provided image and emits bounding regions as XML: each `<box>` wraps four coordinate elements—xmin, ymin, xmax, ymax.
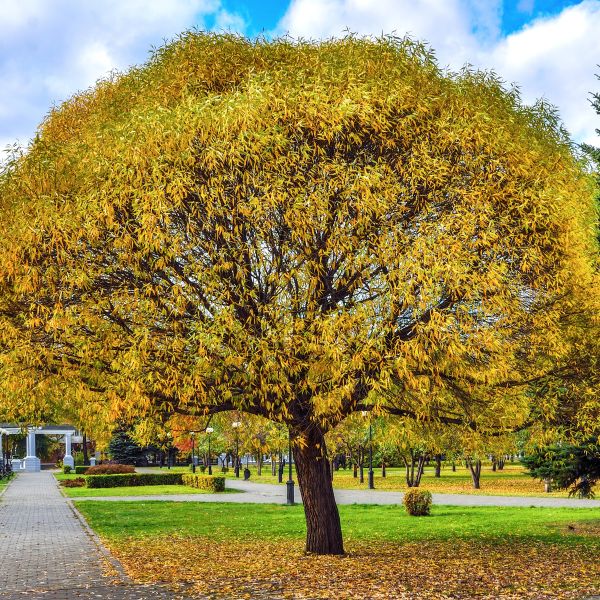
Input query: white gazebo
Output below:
<box><xmin>0</xmin><ymin>424</ymin><xmax>78</xmax><ymax>472</ymax></box>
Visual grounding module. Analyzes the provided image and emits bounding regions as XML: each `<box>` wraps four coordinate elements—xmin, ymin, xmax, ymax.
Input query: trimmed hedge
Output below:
<box><xmin>61</xmin><ymin>477</ymin><xmax>86</xmax><ymax>488</ymax></box>
<box><xmin>85</xmin><ymin>464</ymin><xmax>135</xmax><ymax>475</ymax></box>
<box><xmin>182</xmin><ymin>474</ymin><xmax>226</xmax><ymax>492</ymax></box>
<box><xmin>86</xmin><ymin>473</ymin><xmax>184</xmax><ymax>488</ymax></box>
<box><xmin>74</xmin><ymin>466</ymin><xmax>90</xmax><ymax>474</ymax></box>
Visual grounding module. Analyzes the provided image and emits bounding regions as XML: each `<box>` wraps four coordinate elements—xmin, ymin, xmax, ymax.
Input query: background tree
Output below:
<box><xmin>108</xmin><ymin>427</ymin><xmax>149</xmax><ymax>465</ymax></box>
<box><xmin>521</xmin><ymin>437</ymin><xmax>600</xmax><ymax>498</ymax></box>
<box><xmin>0</xmin><ymin>33</ymin><xmax>597</xmax><ymax>555</ymax></box>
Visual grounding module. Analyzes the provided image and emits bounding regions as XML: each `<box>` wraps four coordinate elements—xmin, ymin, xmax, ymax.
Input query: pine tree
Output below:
<box><xmin>108</xmin><ymin>428</ymin><xmax>148</xmax><ymax>465</ymax></box>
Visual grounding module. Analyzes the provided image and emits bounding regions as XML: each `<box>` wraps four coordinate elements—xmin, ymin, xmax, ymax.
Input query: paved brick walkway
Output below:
<box><xmin>0</xmin><ymin>472</ymin><xmax>186</xmax><ymax>599</ymax></box>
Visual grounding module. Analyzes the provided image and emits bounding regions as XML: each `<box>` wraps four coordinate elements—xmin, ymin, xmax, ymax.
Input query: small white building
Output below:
<box><xmin>0</xmin><ymin>424</ymin><xmax>78</xmax><ymax>472</ymax></box>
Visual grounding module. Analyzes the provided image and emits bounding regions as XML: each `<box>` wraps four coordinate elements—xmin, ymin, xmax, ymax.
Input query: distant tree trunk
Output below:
<box><xmin>353</xmin><ymin>463</ymin><xmax>358</xmax><ymax>478</ymax></box>
<box><xmin>82</xmin><ymin>433</ymin><xmax>89</xmax><ymax>466</ymax></box>
<box><xmin>498</xmin><ymin>458</ymin><xmax>505</xmax><ymax>470</ymax></box>
<box><xmin>491</xmin><ymin>457</ymin><xmax>497</xmax><ymax>472</ymax></box>
<box><xmin>381</xmin><ymin>461</ymin><xmax>386</xmax><ymax>478</ymax></box>
<box><xmin>293</xmin><ymin>425</ymin><xmax>344</xmax><ymax>555</ymax></box>
<box><xmin>271</xmin><ymin>455</ymin><xmax>276</xmax><ymax>476</ymax></box>
<box><xmin>434</xmin><ymin>454</ymin><xmax>442</xmax><ymax>478</ymax></box>
<box><xmin>466</xmin><ymin>459</ymin><xmax>482</xmax><ymax>489</ymax></box>
<box><xmin>359</xmin><ymin>447</ymin><xmax>365</xmax><ymax>483</ymax></box>
<box><xmin>451</xmin><ymin>461</ymin><xmax>456</xmax><ymax>472</ymax></box>
<box><xmin>403</xmin><ymin>451</ymin><xmax>426</xmax><ymax>487</ymax></box>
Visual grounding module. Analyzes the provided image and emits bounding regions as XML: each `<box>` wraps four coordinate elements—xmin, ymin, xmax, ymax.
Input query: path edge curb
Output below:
<box><xmin>0</xmin><ymin>472</ymin><xmax>16</xmax><ymax>499</ymax></box>
<box><xmin>57</xmin><ymin>475</ymin><xmax>133</xmax><ymax>585</ymax></box>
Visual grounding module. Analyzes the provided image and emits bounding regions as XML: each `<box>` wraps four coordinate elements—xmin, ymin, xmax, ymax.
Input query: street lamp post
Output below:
<box><xmin>166</xmin><ymin>432</ymin><xmax>172</xmax><ymax>469</ymax></box>
<box><xmin>362</xmin><ymin>410</ymin><xmax>375</xmax><ymax>489</ymax></box>
<box><xmin>191</xmin><ymin>432</ymin><xmax>196</xmax><ymax>474</ymax></box>
<box><xmin>232</xmin><ymin>421</ymin><xmax>241</xmax><ymax>478</ymax></box>
<box><xmin>286</xmin><ymin>429</ymin><xmax>294</xmax><ymax>505</ymax></box>
<box><xmin>206</xmin><ymin>427</ymin><xmax>214</xmax><ymax>475</ymax></box>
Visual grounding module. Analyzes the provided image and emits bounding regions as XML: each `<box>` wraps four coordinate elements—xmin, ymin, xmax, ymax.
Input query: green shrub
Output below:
<box><xmin>403</xmin><ymin>488</ymin><xmax>432</xmax><ymax>516</ymax></box>
<box><xmin>74</xmin><ymin>466</ymin><xmax>90</xmax><ymax>474</ymax></box>
<box><xmin>63</xmin><ymin>465</ymin><xmax>72</xmax><ymax>474</ymax></box>
<box><xmin>182</xmin><ymin>474</ymin><xmax>226</xmax><ymax>492</ymax></box>
<box><xmin>61</xmin><ymin>477</ymin><xmax>86</xmax><ymax>488</ymax></box>
<box><xmin>85</xmin><ymin>464</ymin><xmax>135</xmax><ymax>475</ymax></box>
<box><xmin>86</xmin><ymin>472</ymin><xmax>183</xmax><ymax>488</ymax></box>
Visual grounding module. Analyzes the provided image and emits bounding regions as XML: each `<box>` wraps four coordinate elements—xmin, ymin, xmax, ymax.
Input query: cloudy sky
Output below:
<box><xmin>1</xmin><ymin>0</ymin><xmax>599</xmax><ymax>155</ymax></box>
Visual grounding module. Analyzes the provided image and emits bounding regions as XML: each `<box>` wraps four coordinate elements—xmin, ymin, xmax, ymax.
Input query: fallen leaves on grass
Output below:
<box><xmin>330</xmin><ymin>473</ymin><xmax>581</xmax><ymax>497</ymax></box>
<box><xmin>562</xmin><ymin>520</ymin><xmax>600</xmax><ymax>536</ymax></box>
<box><xmin>106</xmin><ymin>536</ymin><xmax>599</xmax><ymax>599</ymax></box>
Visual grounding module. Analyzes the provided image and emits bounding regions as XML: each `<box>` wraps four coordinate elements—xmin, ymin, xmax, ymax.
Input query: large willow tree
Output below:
<box><xmin>0</xmin><ymin>34</ymin><xmax>598</xmax><ymax>554</ymax></box>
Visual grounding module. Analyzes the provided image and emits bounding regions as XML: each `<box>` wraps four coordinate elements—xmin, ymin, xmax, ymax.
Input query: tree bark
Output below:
<box><xmin>82</xmin><ymin>433</ymin><xmax>89</xmax><ymax>466</ymax></box>
<box><xmin>403</xmin><ymin>452</ymin><xmax>425</xmax><ymax>487</ymax></box>
<box><xmin>293</xmin><ymin>425</ymin><xmax>344</xmax><ymax>555</ymax></box>
<box><xmin>467</xmin><ymin>459</ymin><xmax>482</xmax><ymax>489</ymax></box>
<box><xmin>434</xmin><ymin>454</ymin><xmax>441</xmax><ymax>478</ymax></box>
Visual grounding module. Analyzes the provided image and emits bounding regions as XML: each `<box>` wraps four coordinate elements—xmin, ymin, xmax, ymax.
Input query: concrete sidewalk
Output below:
<box><xmin>0</xmin><ymin>472</ymin><xmax>185</xmax><ymax>599</ymax></box>
<box><xmin>73</xmin><ymin>477</ymin><xmax>600</xmax><ymax>508</ymax></box>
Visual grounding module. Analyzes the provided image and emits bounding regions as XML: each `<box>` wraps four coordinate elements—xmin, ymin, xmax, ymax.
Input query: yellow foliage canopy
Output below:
<box><xmin>0</xmin><ymin>33</ymin><xmax>597</xmax><ymax>440</ymax></box>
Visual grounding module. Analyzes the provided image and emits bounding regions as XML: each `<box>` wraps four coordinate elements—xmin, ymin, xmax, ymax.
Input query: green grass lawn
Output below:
<box><xmin>0</xmin><ymin>475</ymin><xmax>15</xmax><ymax>492</ymax></box>
<box><xmin>75</xmin><ymin>500</ymin><xmax>600</xmax><ymax>546</ymax></box>
<box><xmin>76</xmin><ymin>500</ymin><xmax>600</xmax><ymax>599</ymax></box>
<box><xmin>61</xmin><ymin>484</ymin><xmax>221</xmax><ymax>497</ymax></box>
<box><xmin>54</xmin><ymin>472</ymin><xmax>236</xmax><ymax>497</ymax></box>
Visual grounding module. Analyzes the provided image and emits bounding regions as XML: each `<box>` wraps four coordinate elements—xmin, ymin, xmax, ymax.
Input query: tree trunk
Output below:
<box><xmin>82</xmin><ymin>433</ymin><xmax>89</xmax><ymax>465</ymax></box>
<box><xmin>293</xmin><ymin>426</ymin><xmax>344</xmax><ymax>555</ymax></box>
<box><xmin>272</xmin><ymin>455</ymin><xmax>276</xmax><ymax>476</ymax></box>
<box><xmin>451</xmin><ymin>461</ymin><xmax>456</xmax><ymax>472</ymax></box>
<box><xmin>381</xmin><ymin>461</ymin><xmax>386</xmax><ymax>478</ymax></box>
<box><xmin>257</xmin><ymin>453</ymin><xmax>262</xmax><ymax>476</ymax></box>
<box><xmin>403</xmin><ymin>452</ymin><xmax>425</xmax><ymax>487</ymax></box>
<box><xmin>353</xmin><ymin>463</ymin><xmax>358</xmax><ymax>478</ymax></box>
<box><xmin>467</xmin><ymin>459</ymin><xmax>482</xmax><ymax>489</ymax></box>
<box><xmin>434</xmin><ymin>454</ymin><xmax>441</xmax><ymax>478</ymax></box>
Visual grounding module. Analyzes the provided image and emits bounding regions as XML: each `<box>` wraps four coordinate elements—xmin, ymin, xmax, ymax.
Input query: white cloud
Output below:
<box><xmin>486</xmin><ymin>1</ymin><xmax>600</xmax><ymax>145</ymax></box>
<box><xmin>0</xmin><ymin>0</ymin><xmax>245</xmax><ymax>150</ymax></box>
<box><xmin>278</xmin><ymin>0</ymin><xmax>600</xmax><ymax>146</ymax></box>
<box><xmin>279</xmin><ymin>0</ymin><xmax>488</xmax><ymax>67</ymax></box>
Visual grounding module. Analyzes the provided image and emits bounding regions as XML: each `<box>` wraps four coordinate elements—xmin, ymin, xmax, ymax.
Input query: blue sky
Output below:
<box><xmin>1</xmin><ymin>0</ymin><xmax>599</xmax><ymax>154</ymax></box>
